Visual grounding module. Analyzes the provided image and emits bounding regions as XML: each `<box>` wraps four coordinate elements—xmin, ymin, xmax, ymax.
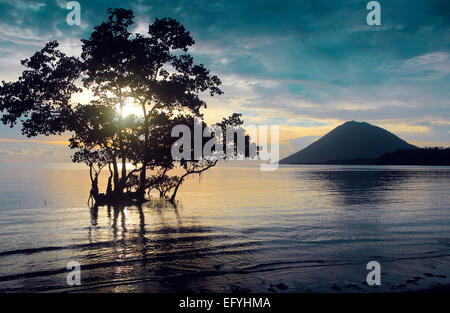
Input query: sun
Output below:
<box><xmin>120</xmin><ymin>104</ymin><xmax>143</xmax><ymax>117</ymax></box>
<box><xmin>116</xmin><ymin>98</ymin><xmax>144</xmax><ymax>117</ymax></box>
<box><xmin>72</xmin><ymin>89</ymin><xmax>144</xmax><ymax>117</ymax></box>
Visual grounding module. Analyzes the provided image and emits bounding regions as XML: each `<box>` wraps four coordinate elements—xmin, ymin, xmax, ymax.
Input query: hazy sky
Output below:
<box><xmin>0</xmin><ymin>0</ymin><xmax>449</xmax><ymax>162</ymax></box>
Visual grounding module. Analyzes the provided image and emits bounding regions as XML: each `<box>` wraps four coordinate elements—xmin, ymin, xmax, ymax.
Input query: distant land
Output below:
<box><xmin>280</xmin><ymin>121</ymin><xmax>450</xmax><ymax>166</ymax></box>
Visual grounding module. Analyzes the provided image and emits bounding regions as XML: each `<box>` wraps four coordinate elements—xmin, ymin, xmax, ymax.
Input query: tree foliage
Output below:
<box><xmin>0</xmin><ymin>8</ymin><xmax>253</xmax><ymax>205</ymax></box>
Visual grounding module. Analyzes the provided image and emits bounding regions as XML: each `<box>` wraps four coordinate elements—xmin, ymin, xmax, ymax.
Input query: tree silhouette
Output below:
<box><xmin>375</xmin><ymin>147</ymin><xmax>450</xmax><ymax>165</ymax></box>
<box><xmin>0</xmin><ymin>8</ymin><xmax>255</xmax><ymax>205</ymax></box>
<box><xmin>0</xmin><ymin>41</ymin><xmax>82</xmax><ymax>137</ymax></box>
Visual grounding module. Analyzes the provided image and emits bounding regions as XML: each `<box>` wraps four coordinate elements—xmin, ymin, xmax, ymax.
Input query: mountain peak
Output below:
<box><xmin>344</xmin><ymin>120</ymin><xmax>365</xmax><ymax>124</ymax></box>
<box><xmin>280</xmin><ymin>121</ymin><xmax>417</xmax><ymax>164</ymax></box>
<box><xmin>342</xmin><ymin>120</ymin><xmax>373</xmax><ymax>127</ymax></box>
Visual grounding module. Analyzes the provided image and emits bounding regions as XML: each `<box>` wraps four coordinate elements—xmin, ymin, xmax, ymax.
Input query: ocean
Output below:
<box><xmin>0</xmin><ymin>163</ymin><xmax>449</xmax><ymax>292</ymax></box>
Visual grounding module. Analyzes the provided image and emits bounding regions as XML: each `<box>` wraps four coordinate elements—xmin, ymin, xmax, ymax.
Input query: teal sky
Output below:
<box><xmin>0</xmin><ymin>0</ymin><xmax>449</xmax><ymax>162</ymax></box>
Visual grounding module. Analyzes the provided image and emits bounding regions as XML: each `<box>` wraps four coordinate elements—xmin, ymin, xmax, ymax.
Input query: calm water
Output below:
<box><xmin>0</xmin><ymin>164</ymin><xmax>449</xmax><ymax>292</ymax></box>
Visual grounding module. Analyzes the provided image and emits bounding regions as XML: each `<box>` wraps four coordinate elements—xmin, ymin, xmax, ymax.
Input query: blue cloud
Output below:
<box><xmin>0</xmin><ymin>0</ymin><xmax>449</xmax><ymax>153</ymax></box>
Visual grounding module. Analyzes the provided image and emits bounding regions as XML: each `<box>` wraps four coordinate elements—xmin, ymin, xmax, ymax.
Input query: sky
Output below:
<box><xmin>0</xmin><ymin>0</ymin><xmax>449</xmax><ymax>162</ymax></box>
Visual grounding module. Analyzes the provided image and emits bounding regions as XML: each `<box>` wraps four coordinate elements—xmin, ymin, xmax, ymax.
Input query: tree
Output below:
<box><xmin>0</xmin><ymin>41</ymin><xmax>82</xmax><ymax>137</ymax></box>
<box><xmin>0</xmin><ymin>8</ymin><xmax>254</xmax><ymax>205</ymax></box>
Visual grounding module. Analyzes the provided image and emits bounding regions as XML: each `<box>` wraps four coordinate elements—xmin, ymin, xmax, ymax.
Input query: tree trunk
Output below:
<box><xmin>118</xmin><ymin>88</ymin><xmax>126</xmax><ymax>194</ymax></box>
<box><xmin>137</xmin><ymin>163</ymin><xmax>147</xmax><ymax>197</ymax></box>
<box><xmin>121</xmin><ymin>157</ymin><xmax>127</xmax><ymax>187</ymax></box>
<box><xmin>112</xmin><ymin>158</ymin><xmax>119</xmax><ymax>191</ymax></box>
<box><xmin>170</xmin><ymin>176</ymin><xmax>185</xmax><ymax>203</ymax></box>
<box><xmin>137</xmin><ymin>103</ymin><xmax>149</xmax><ymax>197</ymax></box>
<box><xmin>89</xmin><ymin>166</ymin><xmax>99</xmax><ymax>202</ymax></box>
<box><xmin>106</xmin><ymin>164</ymin><xmax>113</xmax><ymax>196</ymax></box>
<box><xmin>169</xmin><ymin>162</ymin><xmax>218</xmax><ymax>203</ymax></box>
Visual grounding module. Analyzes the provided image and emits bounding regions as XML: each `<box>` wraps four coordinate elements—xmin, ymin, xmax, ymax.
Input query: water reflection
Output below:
<box><xmin>1</xmin><ymin>166</ymin><xmax>449</xmax><ymax>293</ymax></box>
<box><xmin>312</xmin><ymin>169</ymin><xmax>412</xmax><ymax>206</ymax></box>
<box><xmin>82</xmin><ymin>200</ymin><xmax>242</xmax><ymax>292</ymax></box>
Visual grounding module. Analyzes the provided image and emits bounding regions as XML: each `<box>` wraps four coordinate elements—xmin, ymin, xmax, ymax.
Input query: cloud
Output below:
<box><xmin>0</xmin><ymin>23</ymin><xmax>48</xmax><ymax>45</ymax></box>
<box><xmin>406</xmin><ymin>52</ymin><xmax>449</xmax><ymax>65</ymax></box>
<box><xmin>0</xmin><ymin>0</ymin><xmax>449</xmax><ymax>156</ymax></box>
<box><xmin>376</xmin><ymin>123</ymin><xmax>430</xmax><ymax>134</ymax></box>
<box><xmin>286</xmin><ymin>135</ymin><xmax>319</xmax><ymax>153</ymax></box>
<box><xmin>0</xmin><ymin>136</ymin><xmax>71</xmax><ymax>163</ymax></box>
<box><xmin>0</xmin><ymin>147</ymin><xmax>51</xmax><ymax>156</ymax></box>
<box><xmin>1</xmin><ymin>0</ymin><xmax>46</xmax><ymax>11</ymax></box>
<box><xmin>346</xmin><ymin>24</ymin><xmax>406</xmax><ymax>33</ymax></box>
<box><xmin>0</xmin><ymin>138</ymin><xmax>69</xmax><ymax>146</ymax></box>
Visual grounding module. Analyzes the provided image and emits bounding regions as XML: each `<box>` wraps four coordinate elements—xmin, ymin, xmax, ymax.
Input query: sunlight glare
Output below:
<box><xmin>116</xmin><ymin>98</ymin><xmax>144</xmax><ymax>117</ymax></box>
